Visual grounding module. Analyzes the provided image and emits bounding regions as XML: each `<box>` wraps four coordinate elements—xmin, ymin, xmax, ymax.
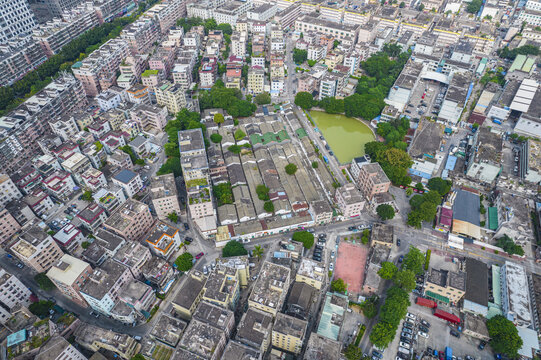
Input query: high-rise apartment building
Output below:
<box><xmin>0</xmin><ymin>0</ymin><xmax>36</xmax><ymax>43</ymax></box>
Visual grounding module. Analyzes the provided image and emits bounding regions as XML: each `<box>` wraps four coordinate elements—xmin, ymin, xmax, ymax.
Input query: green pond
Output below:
<box><xmin>310</xmin><ymin>110</ymin><xmax>375</xmax><ymax>164</ymax></box>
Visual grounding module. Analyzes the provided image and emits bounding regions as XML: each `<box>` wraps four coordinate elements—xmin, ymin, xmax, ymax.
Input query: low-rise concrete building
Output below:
<box><xmin>149</xmin><ymin>174</ymin><xmax>181</xmax><ymax>220</ymax></box>
<box><xmin>74</xmin><ymin>325</ymin><xmax>140</xmax><ymax>359</ymax></box>
<box><xmin>335</xmin><ymin>183</ymin><xmax>365</xmax><ymax>218</ymax></box>
<box><xmin>47</xmin><ymin>254</ymin><xmax>93</xmax><ymax>307</ymax></box>
<box><xmin>172</xmin><ymin>272</ymin><xmax>207</xmax><ymax>320</ymax></box>
<box><xmin>236</xmin><ymin>307</ymin><xmax>273</xmax><ymax>353</ymax></box>
<box><xmin>425</xmin><ymin>268</ymin><xmax>466</xmax><ymax>305</ymax></box>
<box><xmin>112</xmin><ymin>169</ymin><xmax>143</xmax><ymax>199</ymax></box>
<box><xmin>144</xmin><ymin>221</ymin><xmax>181</xmax><ymax>260</ymax></box>
<box><xmin>248</xmin><ymin>261</ymin><xmax>290</xmax><ymax>317</ymax></box>
<box><xmin>296</xmin><ymin>258</ymin><xmax>325</xmax><ymax>290</ymax></box>
<box><xmin>272</xmin><ymin>312</ymin><xmax>308</xmax><ymax>354</ymax></box>
<box><xmin>11</xmin><ymin>225</ymin><xmax>63</xmax><ymax>272</ymax></box>
<box><xmin>104</xmin><ymin>199</ymin><xmax>154</xmax><ymax>241</ymax></box>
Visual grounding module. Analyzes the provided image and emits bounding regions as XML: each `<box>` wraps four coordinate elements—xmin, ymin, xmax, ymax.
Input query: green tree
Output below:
<box><xmin>378</xmin><ymin>262</ymin><xmax>398</xmax><ymax>279</ymax></box>
<box><xmin>234</xmin><ymin>129</ymin><xmax>246</xmax><ymax>140</ymax></box>
<box><xmin>253</xmin><ymin>245</ymin><xmax>264</xmax><ymax>260</ymax></box>
<box><xmin>254</xmin><ymin>92</ymin><xmax>271</xmax><ymax>105</ymax></box>
<box><xmin>213</xmin><ymin>182</ymin><xmax>234</xmax><ymax>206</ymax></box>
<box><xmin>34</xmin><ymin>273</ymin><xmax>55</xmax><ymax>291</ymax></box>
<box><xmin>486</xmin><ymin>315</ymin><xmax>523</xmax><ymax>358</ymax></box>
<box><xmin>369</xmin><ymin>322</ymin><xmax>396</xmax><ymax>348</ymax></box>
<box><xmin>393</xmin><ymin>269</ymin><xmax>416</xmax><ymax>292</ymax></box>
<box><xmin>175</xmin><ymin>253</ymin><xmax>194</xmax><ymax>271</ymax></box>
<box><xmin>210</xmin><ymin>133</ymin><xmax>222</xmax><ymax>143</ymax></box>
<box><xmin>427</xmin><ymin>177</ymin><xmax>452</xmax><ymax>196</ymax></box>
<box><xmin>361</xmin><ymin>297</ymin><xmax>379</xmax><ymax>318</ymax></box>
<box><xmin>81</xmin><ymin>241</ymin><xmax>90</xmax><ymax>249</ymax></box>
<box><xmin>294</xmin><ymin>92</ymin><xmax>315</xmax><ymax>109</ymax></box>
<box><xmin>157</xmin><ymin>157</ymin><xmax>182</xmax><ymax>177</ymax></box>
<box><xmin>81</xmin><ymin>190</ymin><xmax>93</xmax><ymax>201</ymax></box>
<box><xmin>29</xmin><ymin>301</ymin><xmax>54</xmax><ymax>317</ymax></box>
<box><xmin>293</xmin><ymin>48</ymin><xmax>308</xmax><ymax>64</ymax></box>
<box><xmin>256</xmin><ymin>184</ymin><xmax>270</xmax><ymax>201</ymax></box>
<box><xmin>292</xmin><ymin>231</ymin><xmax>314</xmax><ymax>249</ymax></box>
<box><xmin>222</xmin><ymin>240</ymin><xmax>248</xmax><ymax>257</ymax></box>
<box><xmin>167</xmin><ymin>212</ymin><xmax>179</xmax><ymax>223</ymax></box>
<box><xmin>344</xmin><ymin>344</ymin><xmax>364</xmax><ymax>360</ymax></box>
<box><xmin>319</xmin><ymin>97</ymin><xmax>345</xmax><ymax>114</ymax></box>
<box><xmin>214</xmin><ymin>113</ymin><xmax>225</xmax><ymax>124</ymax></box>
<box><xmin>406</xmin><ymin>187</ymin><xmax>413</xmax><ymax>196</ymax></box>
<box><xmin>403</xmin><ymin>247</ymin><xmax>425</xmax><ymax>274</ymax></box>
<box><xmin>285</xmin><ymin>163</ymin><xmax>298</xmax><ymax>175</ymax></box>
<box><xmin>131</xmin><ymin>355</ymin><xmax>146</xmax><ymax>360</ymax></box>
<box><xmin>496</xmin><ymin>234</ymin><xmax>525</xmax><ymax>256</ymax></box>
<box><xmin>331</xmin><ymin>278</ymin><xmax>347</xmax><ymax>293</ymax></box>
<box><xmin>311</xmin><ymin>161</ymin><xmax>319</xmax><ymax>168</ymax></box>
<box><xmin>466</xmin><ymin>0</ymin><xmax>482</xmax><ymax>13</ymax></box>
<box><xmin>264</xmin><ymin>201</ymin><xmax>274</xmax><ymax>213</ymax></box>
<box><xmin>228</xmin><ymin>145</ymin><xmax>242</xmax><ymax>154</ymax></box>
<box><xmin>399</xmin><ymin>1</ymin><xmax>405</xmax><ymax>7</ymax></box>
<box><xmin>376</xmin><ymin>204</ymin><xmax>395</xmax><ymax>220</ymax></box>
<box><xmin>217</xmin><ymin>23</ymin><xmax>232</xmax><ymax>35</ymax></box>
<box><xmin>361</xmin><ymin>229</ymin><xmax>370</xmax><ymax>244</ymax></box>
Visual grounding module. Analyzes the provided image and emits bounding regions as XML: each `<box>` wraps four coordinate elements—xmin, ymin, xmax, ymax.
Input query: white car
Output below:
<box><xmin>406</xmin><ymin>312</ymin><xmax>417</xmax><ymax>320</ymax></box>
<box><xmin>331</xmin><ymin>251</ymin><xmax>335</xmax><ymax>259</ymax></box>
<box><xmin>418</xmin><ymin>331</ymin><xmax>429</xmax><ymax>338</ymax></box>
<box><xmin>329</xmin><ymin>263</ymin><xmax>334</xmax><ymax>271</ymax></box>
<box><xmin>399</xmin><ymin>342</ymin><xmax>411</xmax><ymax>350</ymax></box>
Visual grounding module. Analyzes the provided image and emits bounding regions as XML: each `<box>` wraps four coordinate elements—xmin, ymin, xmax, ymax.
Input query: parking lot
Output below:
<box><xmin>404</xmin><ymin>80</ymin><xmax>444</xmax><ymax>120</ymax></box>
<box><xmin>404</xmin><ymin>305</ymin><xmax>491</xmax><ymax>360</ymax></box>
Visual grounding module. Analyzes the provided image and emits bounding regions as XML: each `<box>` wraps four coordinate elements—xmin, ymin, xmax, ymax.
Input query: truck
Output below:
<box><xmin>416</xmin><ymin>297</ymin><xmax>437</xmax><ymax>308</ymax></box>
<box><xmin>445</xmin><ymin>346</ymin><xmax>452</xmax><ymax>360</ymax></box>
<box><xmin>433</xmin><ymin>309</ymin><xmax>461</xmax><ymax>324</ymax></box>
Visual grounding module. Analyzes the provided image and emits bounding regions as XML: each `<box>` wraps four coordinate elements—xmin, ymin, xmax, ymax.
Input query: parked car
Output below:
<box><xmin>372</xmin><ymin>350</ymin><xmax>383</xmax><ymax>359</ymax></box>
<box><xmin>399</xmin><ymin>342</ymin><xmax>411</xmax><ymax>350</ymax></box>
<box><xmin>401</xmin><ymin>332</ymin><xmax>412</xmax><ymax>339</ymax></box>
<box><xmin>396</xmin><ymin>239</ymin><xmax>401</xmax><ymax>246</ymax></box>
<box><xmin>450</xmin><ymin>329</ymin><xmax>461</xmax><ymax>338</ymax></box>
<box><xmin>398</xmin><ymin>255</ymin><xmax>404</xmax><ymax>263</ymax></box>
<box><xmin>183</xmin><ymin>223</ymin><xmax>189</xmax><ymax>230</ymax></box>
<box><xmin>195</xmin><ymin>252</ymin><xmax>204</xmax><ymax>259</ymax></box>
<box><xmin>184</xmin><ymin>237</ymin><xmax>193</xmax><ymax>244</ymax></box>
<box><xmin>406</xmin><ymin>312</ymin><xmax>417</xmax><ymax>320</ymax></box>
<box><xmin>329</xmin><ymin>263</ymin><xmax>334</xmax><ymax>271</ymax></box>
<box><xmin>402</xmin><ymin>327</ymin><xmax>413</xmax><ymax>334</ymax></box>
<box><xmin>439</xmin><ymin>351</ymin><xmax>445</xmax><ymax>360</ymax></box>
<box><xmin>478</xmin><ymin>341</ymin><xmax>487</xmax><ymax>350</ymax></box>
<box><xmin>331</xmin><ymin>251</ymin><xmax>335</xmax><ymax>258</ymax></box>
<box><xmin>418</xmin><ymin>325</ymin><xmax>429</xmax><ymax>333</ymax></box>
<box><xmin>400</xmin><ymin>337</ymin><xmax>411</xmax><ymax>344</ymax></box>
<box><xmin>403</xmin><ymin>322</ymin><xmax>413</xmax><ymax>330</ymax></box>
<box><xmin>203</xmin><ymin>266</ymin><xmax>208</xmax><ymax>275</ymax></box>
<box><xmin>418</xmin><ymin>331</ymin><xmax>429</xmax><ymax>338</ymax></box>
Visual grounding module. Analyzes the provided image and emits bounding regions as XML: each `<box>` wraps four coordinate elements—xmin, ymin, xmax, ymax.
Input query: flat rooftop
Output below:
<box><xmin>249</xmin><ymin>261</ymin><xmax>290</xmax><ymax>312</ymax></box>
<box><xmin>274</xmin><ymin>312</ymin><xmax>308</xmax><ymax>339</ymax></box>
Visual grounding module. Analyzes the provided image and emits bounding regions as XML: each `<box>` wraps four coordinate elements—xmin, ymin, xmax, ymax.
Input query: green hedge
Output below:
<box><xmin>424</xmin><ymin>249</ymin><xmax>431</xmax><ymax>271</ymax></box>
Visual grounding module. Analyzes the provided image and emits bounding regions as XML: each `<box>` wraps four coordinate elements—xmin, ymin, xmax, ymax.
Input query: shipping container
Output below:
<box><xmin>416</xmin><ymin>297</ymin><xmax>437</xmax><ymax>308</ymax></box>
<box><xmin>433</xmin><ymin>309</ymin><xmax>461</xmax><ymax>324</ymax></box>
<box><xmin>445</xmin><ymin>346</ymin><xmax>452</xmax><ymax>360</ymax></box>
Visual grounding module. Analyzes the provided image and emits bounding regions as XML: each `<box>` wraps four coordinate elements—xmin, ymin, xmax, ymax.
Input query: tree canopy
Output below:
<box><xmin>292</xmin><ymin>231</ymin><xmax>314</xmax><ymax>249</ymax></box>
<box><xmin>213</xmin><ymin>113</ymin><xmax>225</xmax><ymax>124</ymax></box>
<box><xmin>264</xmin><ymin>201</ymin><xmax>274</xmax><ymax>213</ymax></box>
<box><xmin>376</xmin><ymin>204</ymin><xmax>395</xmax><ymax>220</ymax></box>
<box><xmin>199</xmin><ymin>82</ymin><xmax>256</xmax><ymax>118</ymax></box>
<box><xmin>486</xmin><ymin>315</ymin><xmax>523</xmax><ymax>358</ymax></box>
<box><xmin>295</xmin><ymin>92</ymin><xmax>315</xmax><ymax>110</ymax></box>
<box><xmin>319</xmin><ymin>97</ymin><xmax>344</xmax><ymax>114</ymax></box>
<box><xmin>167</xmin><ymin>212</ymin><xmax>179</xmax><ymax>223</ymax></box>
<box><xmin>402</xmin><ymin>247</ymin><xmax>426</xmax><ymax>275</ymax></box>
<box><xmin>466</xmin><ymin>0</ymin><xmax>482</xmax><ymax>13</ymax></box>
<box><xmin>369</xmin><ymin>285</ymin><xmax>410</xmax><ymax>348</ymax></box>
<box><xmin>29</xmin><ymin>300</ymin><xmax>54</xmax><ymax>317</ymax></box>
<box><xmin>496</xmin><ymin>234</ymin><xmax>525</xmax><ymax>256</ymax></box>
<box><xmin>331</xmin><ymin>278</ymin><xmax>347</xmax><ymax>293</ymax></box>
<box><xmin>210</xmin><ymin>133</ymin><xmax>222</xmax><ymax>143</ymax></box>
<box><xmin>293</xmin><ymin>49</ymin><xmax>308</xmax><ymax>64</ymax></box>
<box><xmin>213</xmin><ymin>182</ymin><xmax>234</xmax><ymax>206</ymax></box>
<box><xmin>255</xmin><ymin>92</ymin><xmax>271</xmax><ymax>105</ymax></box>
<box><xmin>393</xmin><ymin>269</ymin><xmax>416</xmax><ymax>292</ymax></box>
<box><xmin>222</xmin><ymin>240</ymin><xmax>248</xmax><ymax>257</ymax></box>
<box><xmin>427</xmin><ymin>177</ymin><xmax>452</xmax><ymax>196</ymax></box>
<box><xmin>285</xmin><ymin>163</ymin><xmax>298</xmax><ymax>175</ymax></box>
<box><xmin>175</xmin><ymin>253</ymin><xmax>194</xmax><ymax>271</ymax></box>
<box><xmin>256</xmin><ymin>184</ymin><xmax>270</xmax><ymax>201</ymax></box>
<box><xmin>378</xmin><ymin>262</ymin><xmax>397</xmax><ymax>279</ymax></box>
<box><xmin>35</xmin><ymin>273</ymin><xmax>55</xmax><ymax>291</ymax></box>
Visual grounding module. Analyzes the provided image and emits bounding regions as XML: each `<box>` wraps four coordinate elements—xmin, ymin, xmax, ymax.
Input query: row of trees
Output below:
<box><xmin>294</xmin><ymin>46</ymin><xmax>410</xmax><ymax>122</ymax></box>
<box><xmin>176</xmin><ymin>17</ymin><xmax>232</xmax><ymax>35</ymax></box>
<box><xmin>158</xmin><ymin>108</ymin><xmax>205</xmax><ymax>177</ymax></box>
<box><xmin>496</xmin><ymin>234</ymin><xmax>525</xmax><ymax>256</ymax></box>
<box><xmin>370</xmin><ymin>247</ymin><xmax>426</xmax><ymax>348</ymax></box>
<box><xmin>497</xmin><ymin>44</ymin><xmax>539</xmax><ymax>60</ymax></box>
<box><xmin>0</xmin><ymin>15</ymin><xmax>134</xmax><ymax>115</ymax></box>
<box><xmin>199</xmin><ymin>81</ymin><xmax>257</xmax><ymax>118</ymax></box>
<box><xmin>406</xmin><ymin>178</ymin><xmax>452</xmax><ymax>228</ymax></box>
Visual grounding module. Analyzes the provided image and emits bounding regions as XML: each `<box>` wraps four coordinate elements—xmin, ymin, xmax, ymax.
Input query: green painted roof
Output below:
<box><xmin>523</xmin><ymin>57</ymin><xmax>535</xmax><ymax>72</ymax></box>
<box><xmin>509</xmin><ymin>54</ymin><xmax>526</xmax><ymax>73</ymax></box>
<box><xmin>425</xmin><ymin>290</ymin><xmax>449</xmax><ymax>304</ymax></box>
<box><xmin>141</xmin><ymin>69</ymin><xmax>159</xmax><ymax>77</ymax></box>
<box><xmin>250</xmin><ymin>134</ymin><xmax>262</xmax><ymax>144</ymax></box>
<box><xmin>488</xmin><ymin>207</ymin><xmax>498</xmax><ymax>230</ymax></box>
<box><xmin>487</xmin><ymin>302</ymin><xmax>502</xmax><ymax>319</ymax></box>
<box><xmin>277</xmin><ymin>129</ymin><xmax>290</xmax><ymax>141</ymax></box>
<box><xmin>317</xmin><ymin>292</ymin><xmax>348</xmax><ymax>340</ymax></box>
<box><xmin>72</xmin><ymin>61</ymin><xmax>83</xmax><ymax>69</ymax></box>
<box><xmin>491</xmin><ymin>265</ymin><xmax>501</xmax><ymax>306</ymax></box>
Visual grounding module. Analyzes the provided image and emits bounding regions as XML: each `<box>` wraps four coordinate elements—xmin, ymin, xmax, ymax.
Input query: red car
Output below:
<box><xmin>439</xmin><ymin>351</ymin><xmax>444</xmax><ymax>360</ymax></box>
<box><xmin>195</xmin><ymin>252</ymin><xmax>204</xmax><ymax>260</ymax></box>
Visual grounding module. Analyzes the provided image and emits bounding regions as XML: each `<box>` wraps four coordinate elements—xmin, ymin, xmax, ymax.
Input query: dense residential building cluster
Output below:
<box><xmin>1</xmin><ymin>0</ymin><xmax>541</xmax><ymax>358</ymax></box>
